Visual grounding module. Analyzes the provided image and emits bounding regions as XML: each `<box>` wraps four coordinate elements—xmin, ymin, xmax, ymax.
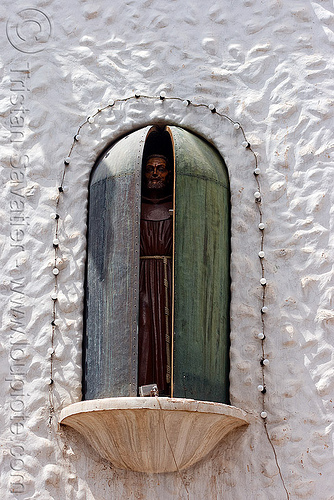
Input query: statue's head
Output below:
<box><xmin>144</xmin><ymin>154</ymin><xmax>171</xmax><ymax>192</ymax></box>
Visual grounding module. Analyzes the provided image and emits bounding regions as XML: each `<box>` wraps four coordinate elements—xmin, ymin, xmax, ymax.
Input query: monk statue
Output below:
<box><xmin>138</xmin><ymin>154</ymin><xmax>173</xmax><ymax>396</ymax></box>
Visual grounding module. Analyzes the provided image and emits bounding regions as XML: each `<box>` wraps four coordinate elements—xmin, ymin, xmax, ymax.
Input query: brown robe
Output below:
<box><xmin>138</xmin><ymin>196</ymin><xmax>173</xmax><ymax>395</ymax></box>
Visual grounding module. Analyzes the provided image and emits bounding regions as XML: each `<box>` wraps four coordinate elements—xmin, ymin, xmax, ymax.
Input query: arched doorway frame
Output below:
<box><xmin>84</xmin><ymin>125</ymin><xmax>231</xmax><ymax>403</ymax></box>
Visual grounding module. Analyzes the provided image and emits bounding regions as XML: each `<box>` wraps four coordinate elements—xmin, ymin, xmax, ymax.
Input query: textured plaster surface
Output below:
<box><xmin>0</xmin><ymin>0</ymin><xmax>333</xmax><ymax>498</ymax></box>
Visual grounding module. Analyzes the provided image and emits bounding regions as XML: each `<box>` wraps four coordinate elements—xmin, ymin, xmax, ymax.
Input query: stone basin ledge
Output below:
<box><xmin>59</xmin><ymin>397</ymin><xmax>250</xmax><ymax>473</ymax></box>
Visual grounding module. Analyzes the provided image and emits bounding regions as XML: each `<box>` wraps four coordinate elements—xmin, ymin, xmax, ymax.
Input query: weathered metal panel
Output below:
<box><xmin>171</xmin><ymin>126</ymin><xmax>230</xmax><ymax>403</ymax></box>
<box><xmin>84</xmin><ymin>125</ymin><xmax>230</xmax><ymax>403</ymax></box>
<box><xmin>84</xmin><ymin>127</ymin><xmax>151</xmax><ymax>399</ymax></box>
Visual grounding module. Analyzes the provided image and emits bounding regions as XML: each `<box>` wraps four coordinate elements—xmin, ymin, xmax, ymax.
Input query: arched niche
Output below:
<box><xmin>60</xmin><ymin>124</ymin><xmax>250</xmax><ymax>474</ymax></box>
<box><xmin>83</xmin><ymin>125</ymin><xmax>230</xmax><ymax>404</ymax></box>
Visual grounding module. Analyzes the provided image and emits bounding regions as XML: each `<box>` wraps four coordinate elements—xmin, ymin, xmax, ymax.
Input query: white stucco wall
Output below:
<box><xmin>1</xmin><ymin>0</ymin><xmax>333</xmax><ymax>498</ymax></box>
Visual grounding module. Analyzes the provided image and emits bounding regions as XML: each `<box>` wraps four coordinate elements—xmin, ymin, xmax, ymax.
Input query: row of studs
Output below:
<box><xmin>254</xmin><ymin>165</ymin><xmax>269</xmax><ymax>420</ymax></box>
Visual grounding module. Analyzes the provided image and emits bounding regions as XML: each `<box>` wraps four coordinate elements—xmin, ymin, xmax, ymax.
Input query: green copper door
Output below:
<box><xmin>85</xmin><ymin>125</ymin><xmax>230</xmax><ymax>404</ymax></box>
<box><xmin>171</xmin><ymin>127</ymin><xmax>230</xmax><ymax>403</ymax></box>
<box><xmin>85</xmin><ymin>127</ymin><xmax>151</xmax><ymax>399</ymax></box>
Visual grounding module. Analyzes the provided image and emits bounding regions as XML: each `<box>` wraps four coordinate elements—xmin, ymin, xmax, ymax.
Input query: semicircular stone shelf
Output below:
<box><xmin>59</xmin><ymin>397</ymin><xmax>250</xmax><ymax>473</ymax></box>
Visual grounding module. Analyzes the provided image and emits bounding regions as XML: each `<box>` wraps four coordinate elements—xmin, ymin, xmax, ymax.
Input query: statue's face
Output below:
<box><xmin>144</xmin><ymin>157</ymin><xmax>169</xmax><ymax>190</ymax></box>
